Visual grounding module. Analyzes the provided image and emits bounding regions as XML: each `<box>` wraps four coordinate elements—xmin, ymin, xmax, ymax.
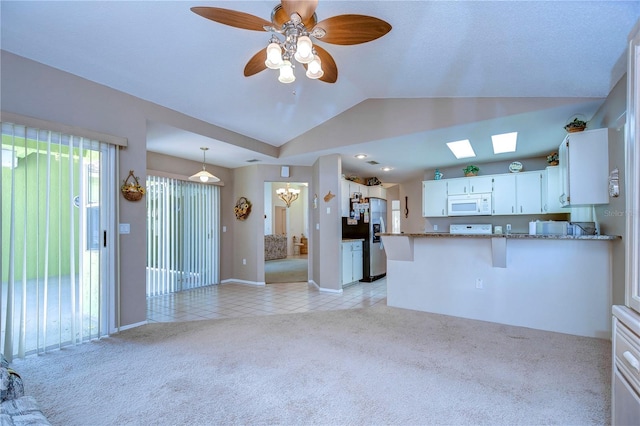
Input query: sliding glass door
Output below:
<box><xmin>1</xmin><ymin>122</ymin><xmax>116</xmax><ymax>360</ymax></box>
<box><xmin>146</xmin><ymin>175</ymin><xmax>220</xmax><ymax>297</ymax></box>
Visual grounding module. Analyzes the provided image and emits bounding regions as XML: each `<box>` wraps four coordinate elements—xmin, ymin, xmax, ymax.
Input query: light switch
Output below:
<box><xmin>223</xmin><ymin>226</ymin><xmax>227</xmax><ymax>232</ymax></box>
<box><xmin>316</xmin><ymin>223</ymin><xmax>320</xmax><ymax>230</ymax></box>
<box><xmin>326</xmin><ymin>207</ymin><xmax>331</xmax><ymax>214</ymax></box>
<box><xmin>119</xmin><ymin>223</ymin><xmax>130</xmax><ymax>234</ymax></box>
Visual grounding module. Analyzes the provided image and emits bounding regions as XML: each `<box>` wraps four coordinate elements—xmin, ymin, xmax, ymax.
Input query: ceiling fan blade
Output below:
<box><xmin>312</xmin><ymin>44</ymin><xmax>337</xmax><ymax>84</ymax></box>
<box><xmin>314</xmin><ymin>15</ymin><xmax>392</xmax><ymax>45</ymax></box>
<box><xmin>244</xmin><ymin>50</ymin><xmax>268</xmax><ymax>77</ymax></box>
<box><xmin>281</xmin><ymin>0</ymin><xmax>318</xmax><ymax>22</ymax></box>
<box><xmin>191</xmin><ymin>7</ymin><xmax>272</xmax><ymax>32</ymax></box>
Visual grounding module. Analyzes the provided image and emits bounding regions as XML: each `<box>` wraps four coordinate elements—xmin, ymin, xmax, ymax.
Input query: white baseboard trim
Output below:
<box><xmin>115</xmin><ymin>320</ymin><xmax>147</xmax><ymax>333</ymax></box>
<box><xmin>318</xmin><ymin>286</ymin><xmax>343</xmax><ymax>294</ymax></box>
<box><xmin>221</xmin><ymin>279</ymin><xmax>266</xmax><ymax>286</ymax></box>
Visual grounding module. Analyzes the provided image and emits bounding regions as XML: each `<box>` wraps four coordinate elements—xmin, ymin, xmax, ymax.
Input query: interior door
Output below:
<box><xmin>275</xmin><ymin>206</ymin><xmax>287</xmax><ymax>235</ymax></box>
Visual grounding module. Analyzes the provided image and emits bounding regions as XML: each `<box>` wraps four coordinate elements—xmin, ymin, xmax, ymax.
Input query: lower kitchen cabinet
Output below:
<box><xmin>341</xmin><ymin>240</ymin><xmax>363</xmax><ymax>285</ymax></box>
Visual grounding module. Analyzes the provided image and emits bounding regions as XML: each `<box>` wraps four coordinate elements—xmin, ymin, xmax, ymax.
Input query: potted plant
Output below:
<box><xmin>463</xmin><ymin>165</ymin><xmax>479</xmax><ymax>177</ymax></box>
<box><xmin>547</xmin><ymin>152</ymin><xmax>559</xmax><ymax>166</ymax></box>
<box><xmin>564</xmin><ymin>117</ymin><xmax>587</xmax><ymax>133</ymax></box>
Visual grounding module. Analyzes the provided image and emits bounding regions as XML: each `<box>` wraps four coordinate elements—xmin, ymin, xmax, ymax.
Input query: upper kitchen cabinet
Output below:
<box><xmin>542</xmin><ymin>166</ymin><xmax>565</xmax><ymax>213</ymax></box>
<box><xmin>491</xmin><ymin>171</ymin><xmax>543</xmax><ymax>215</ymax></box>
<box><xmin>558</xmin><ymin>128</ymin><xmax>612</xmax><ymax>207</ymax></box>
<box><xmin>367</xmin><ymin>185</ymin><xmax>387</xmax><ymax>200</ymax></box>
<box><xmin>447</xmin><ymin>176</ymin><xmax>493</xmax><ymax>195</ymax></box>
<box><xmin>422</xmin><ymin>180</ymin><xmax>448</xmax><ymax>217</ymax></box>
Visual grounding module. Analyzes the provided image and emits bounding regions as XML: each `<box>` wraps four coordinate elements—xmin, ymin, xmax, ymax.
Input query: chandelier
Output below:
<box><xmin>188</xmin><ymin>147</ymin><xmax>220</xmax><ymax>183</ymax></box>
<box><xmin>276</xmin><ymin>183</ymin><xmax>300</xmax><ymax>207</ymax></box>
<box><xmin>264</xmin><ymin>12</ymin><xmax>325</xmax><ymax>83</ymax></box>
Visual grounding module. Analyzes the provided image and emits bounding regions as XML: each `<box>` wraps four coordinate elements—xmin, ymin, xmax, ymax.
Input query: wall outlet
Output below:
<box><xmin>433</xmin><ymin>224</ymin><xmax>438</xmax><ymax>231</ymax></box>
<box><xmin>242</xmin><ymin>259</ymin><xmax>246</xmax><ymax>265</ymax></box>
<box><xmin>476</xmin><ymin>278</ymin><xmax>483</xmax><ymax>289</ymax></box>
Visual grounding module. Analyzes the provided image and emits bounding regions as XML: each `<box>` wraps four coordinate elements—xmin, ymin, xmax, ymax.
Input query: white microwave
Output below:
<box><xmin>447</xmin><ymin>193</ymin><xmax>492</xmax><ymax>216</ymax></box>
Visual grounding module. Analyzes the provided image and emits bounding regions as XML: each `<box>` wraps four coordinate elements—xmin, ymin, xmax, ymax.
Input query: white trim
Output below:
<box><xmin>221</xmin><ymin>279</ymin><xmax>266</xmax><ymax>286</ymax></box>
<box><xmin>1</xmin><ymin>111</ymin><xmax>128</xmax><ymax>146</ymax></box>
<box><xmin>114</xmin><ymin>320</ymin><xmax>147</xmax><ymax>333</ymax></box>
<box><xmin>319</xmin><ymin>286</ymin><xmax>343</xmax><ymax>294</ymax></box>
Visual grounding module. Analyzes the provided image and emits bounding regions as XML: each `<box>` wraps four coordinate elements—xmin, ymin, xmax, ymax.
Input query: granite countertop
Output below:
<box><xmin>378</xmin><ymin>232</ymin><xmax>621</xmax><ymax>241</ymax></box>
<box><xmin>342</xmin><ymin>238</ymin><xmax>365</xmax><ymax>242</ymax></box>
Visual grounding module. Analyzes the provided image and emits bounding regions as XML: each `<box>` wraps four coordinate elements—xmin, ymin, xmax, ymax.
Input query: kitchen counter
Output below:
<box><xmin>380</xmin><ymin>232</ymin><xmax>618</xmax><ymax>338</ymax></box>
<box><xmin>341</xmin><ymin>238</ymin><xmax>365</xmax><ymax>242</ymax></box>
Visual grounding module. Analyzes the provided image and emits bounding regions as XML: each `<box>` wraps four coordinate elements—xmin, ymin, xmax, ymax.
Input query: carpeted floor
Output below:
<box><xmin>265</xmin><ymin>256</ymin><xmax>308</xmax><ymax>283</ymax></box>
<box><xmin>12</xmin><ymin>305</ymin><xmax>610</xmax><ymax>425</ymax></box>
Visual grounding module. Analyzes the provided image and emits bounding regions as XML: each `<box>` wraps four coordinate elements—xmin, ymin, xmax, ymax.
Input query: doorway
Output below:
<box><xmin>264</xmin><ymin>181</ymin><xmax>309</xmax><ymax>284</ymax></box>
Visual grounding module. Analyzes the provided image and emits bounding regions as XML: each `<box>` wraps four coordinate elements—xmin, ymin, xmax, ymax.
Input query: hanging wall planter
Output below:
<box><xmin>234</xmin><ymin>197</ymin><xmax>252</xmax><ymax>220</ymax></box>
<box><xmin>121</xmin><ymin>170</ymin><xmax>145</xmax><ymax>201</ymax></box>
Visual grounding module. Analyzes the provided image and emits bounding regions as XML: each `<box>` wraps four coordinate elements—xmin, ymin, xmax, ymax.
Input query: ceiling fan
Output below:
<box><xmin>191</xmin><ymin>0</ymin><xmax>392</xmax><ymax>84</ymax></box>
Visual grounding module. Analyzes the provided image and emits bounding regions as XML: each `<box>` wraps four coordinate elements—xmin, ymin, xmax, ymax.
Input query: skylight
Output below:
<box><xmin>446</xmin><ymin>139</ymin><xmax>476</xmax><ymax>159</ymax></box>
<box><xmin>491</xmin><ymin>132</ymin><xmax>518</xmax><ymax>154</ymax></box>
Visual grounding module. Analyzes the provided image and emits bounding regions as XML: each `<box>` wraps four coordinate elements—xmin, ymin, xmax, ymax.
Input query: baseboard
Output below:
<box><xmin>318</xmin><ymin>286</ymin><xmax>343</xmax><ymax>294</ymax></box>
<box><xmin>221</xmin><ymin>279</ymin><xmax>266</xmax><ymax>286</ymax></box>
<box><xmin>114</xmin><ymin>320</ymin><xmax>147</xmax><ymax>333</ymax></box>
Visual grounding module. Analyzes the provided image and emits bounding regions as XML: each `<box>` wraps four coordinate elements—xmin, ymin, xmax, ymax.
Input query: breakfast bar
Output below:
<box><xmin>380</xmin><ymin>233</ymin><xmax>620</xmax><ymax>338</ymax></box>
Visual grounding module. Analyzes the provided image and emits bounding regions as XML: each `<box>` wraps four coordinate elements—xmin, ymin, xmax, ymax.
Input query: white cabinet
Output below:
<box><xmin>542</xmin><ymin>166</ymin><xmax>565</xmax><ymax>213</ymax></box>
<box><xmin>492</xmin><ymin>174</ymin><xmax>517</xmax><ymax>215</ymax></box>
<box><xmin>558</xmin><ymin>128</ymin><xmax>611</xmax><ymax>207</ymax></box>
<box><xmin>516</xmin><ymin>171</ymin><xmax>543</xmax><ymax>214</ymax></box>
<box><xmin>367</xmin><ymin>185</ymin><xmax>387</xmax><ymax>199</ymax></box>
<box><xmin>422</xmin><ymin>180</ymin><xmax>448</xmax><ymax>217</ymax></box>
<box><xmin>447</xmin><ymin>176</ymin><xmax>493</xmax><ymax>195</ymax></box>
<box><xmin>341</xmin><ymin>179</ymin><xmax>386</xmax><ymax>216</ymax></box>
<box><xmin>341</xmin><ymin>240</ymin><xmax>363</xmax><ymax>285</ymax></box>
<box><xmin>491</xmin><ymin>171</ymin><xmax>543</xmax><ymax>215</ymax></box>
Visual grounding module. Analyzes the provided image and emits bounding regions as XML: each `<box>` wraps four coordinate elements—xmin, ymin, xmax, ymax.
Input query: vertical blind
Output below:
<box><xmin>146</xmin><ymin>175</ymin><xmax>220</xmax><ymax>297</ymax></box>
<box><xmin>1</xmin><ymin>122</ymin><xmax>114</xmax><ymax>360</ymax></box>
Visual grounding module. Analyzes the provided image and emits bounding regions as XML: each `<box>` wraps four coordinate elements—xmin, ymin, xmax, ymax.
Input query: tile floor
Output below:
<box><xmin>147</xmin><ymin>279</ymin><xmax>387</xmax><ymax>323</ymax></box>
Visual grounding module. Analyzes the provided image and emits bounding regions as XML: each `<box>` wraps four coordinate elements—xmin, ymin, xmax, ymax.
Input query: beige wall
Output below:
<box><xmin>310</xmin><ymin>154</ymin><xmax>342</xmax><ymax>291</ymax></box>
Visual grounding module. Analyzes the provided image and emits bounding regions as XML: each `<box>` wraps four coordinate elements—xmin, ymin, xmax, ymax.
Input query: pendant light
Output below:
<box><xmin>189</xmin><ymin>147</ymin><xmax>220</xmax><ymax>183</ymax></box>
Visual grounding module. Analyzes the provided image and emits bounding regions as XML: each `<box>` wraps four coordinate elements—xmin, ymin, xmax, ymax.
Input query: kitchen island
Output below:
<box><xmin>380</xmin><ymin>232</ymin><xmax>620</xmax><ymax>338</ymax></box>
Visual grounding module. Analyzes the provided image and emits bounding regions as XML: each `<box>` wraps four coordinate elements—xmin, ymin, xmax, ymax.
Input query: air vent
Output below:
<box><xmin>246</xmin><ymin>159</ymin><xmax>260</xmax><ymax>163</ymax></box>
<box><xmin>367</xmin><ymin>160</ymin><xmax>380</xmax><ymax>165</ymax></box>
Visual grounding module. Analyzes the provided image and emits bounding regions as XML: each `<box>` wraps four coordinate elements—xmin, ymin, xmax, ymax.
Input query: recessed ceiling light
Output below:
<box><xmin>492</xmin><ymin>132</ymin><xmax>518</xmax><ymax>154</ymax></box>
<box><xmin>446</xmin><ymin>139</ymin><xmax>476</xmax><ymax>159</ymax></box>
<box><xmin>355</xmin><ymin>154</ymin><xmax>367</xmax><ymax>159</ymax></box>
<box><xmin>381</xmin><ymin>167</ymin><xmax>393</xmax><ymax>172</ymax></box>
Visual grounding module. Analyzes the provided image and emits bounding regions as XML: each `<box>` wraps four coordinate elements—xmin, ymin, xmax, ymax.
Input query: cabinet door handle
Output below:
<box><xmin>441</xmin><ymin>208</ymin><xmax>445</xmax><ymax>215</ymax></box>
<box><xmin>471</xmin><ymin>186</ymin><xmax>474</xmax><ymax>192</ymax></box>
<box><xmin>520</xmin><ymin>206</ymin><xmax>523</xmax><ymax>213</ymax></box>
<box><xmin>511</xmin><ymin>206</ymin><xmax>514</xmax><ymax>213</ymax></box>
<box><xmin>623</xmin><ymin>351</ymin><xmax>640</xmax><ymax>373</ymax></box>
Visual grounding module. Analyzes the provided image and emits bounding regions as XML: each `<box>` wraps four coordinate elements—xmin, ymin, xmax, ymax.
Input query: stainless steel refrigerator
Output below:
<box><xmin>341</xmin><ymin>197</ymin><xmax>387</xmax><ymax>281</ymax></box>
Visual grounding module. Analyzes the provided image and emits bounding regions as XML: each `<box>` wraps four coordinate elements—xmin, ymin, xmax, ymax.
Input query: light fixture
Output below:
<box><xmin>446</xmin><ymin>139</ymin><xmax>476</xmax><ymax>159</ymax></box>
<box><xmin>263</xmin><ymin>13</ymin><xmax>325</xmax><ymax>83</ymax></box>
<box><xmin>276</xmin><ymin>183</ymin><xmax>300</xmax><ymax>208</ymax></box>
<box><xmin>381</xmin><ymin>167</ymin><xmax>393</xmax><ymax>172</ymax></box>
<box><xmin>189</xmin><ymin>147</ymin><xmax>220</xmax><ymax>183</ymax></box>
<box><xmin>355</xmin><ymin>154</ymin><xmax>367</xmax><ymax>159</ymax></box>
<box><xmin>491</xmin><ymin>132</ymin><xmax>518</xmax><ymax>154</ymax></box>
